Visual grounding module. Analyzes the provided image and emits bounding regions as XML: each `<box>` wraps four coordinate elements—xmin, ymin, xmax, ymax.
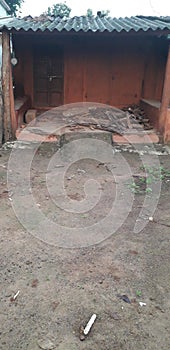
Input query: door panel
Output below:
<box><xmin>50</xmin><ymin>92</ymin><xmax>63</xmax><ymax>107</ymax></box>
<box><xmin>36</xmin><ymin>92</ymin><xmax>48</xmax><ymax>106</ymax></box>
<box><xmin>34</xmin><ymin>48</ymin><xmax>64</xmax><ymax>107</ymax></box>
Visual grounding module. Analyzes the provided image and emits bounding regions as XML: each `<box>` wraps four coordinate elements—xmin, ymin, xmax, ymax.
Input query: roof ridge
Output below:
<box><xmin>136</xmin><ymin>15</ymin><xmax>170</xmax><ymax>23</ymax></box>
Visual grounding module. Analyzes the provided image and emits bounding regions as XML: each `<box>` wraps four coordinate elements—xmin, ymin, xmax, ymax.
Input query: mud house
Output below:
<box><xmin>0</xmin><ymin>15</ymin><xmax>170</xmax><ymax>142</ymax></box>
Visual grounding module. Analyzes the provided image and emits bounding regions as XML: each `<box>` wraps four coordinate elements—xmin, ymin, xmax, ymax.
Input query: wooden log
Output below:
<box><xmin>2</xmin><ymin>31</ymin><xmax>12</xmax><ymax>142</ymax></box>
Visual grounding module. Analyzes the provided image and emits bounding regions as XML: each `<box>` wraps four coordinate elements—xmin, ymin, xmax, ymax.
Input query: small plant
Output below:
<box><xmin>81</xmin><ymin>214</ymin><xmax>88</xmax><ymax>218</ymax></box>
<box><xmin>128</xmin><ymin>165</ymin><xmax>170</xmax><ymax>195</ymax></box>
<box><xmin>136</xmin><ymin>290</ymin><xmax>142</xmax><ymax>297</ymax></box>
<box><xmin>140</xmin><ymin>165</ymin><xmax>170</xmax><ymax>182</ymax></box>
<box><xmin>145</xmin><ymin>187</ymin><xmax>152</xmax><ymax>194</ymax></box>
<box><xmin>127</xmin><ymin>176</ymin><xmax>146</xmax><ymax>194</ymax></box>
<box><xmin>146</xmin><ymin>176</ymin><xmax>152</xmax><ymax>185</ymax></box>
<box><xmin>127</xmin><ymin>181</ymin><xmax>140</xmax><ymax>194</ymax></box>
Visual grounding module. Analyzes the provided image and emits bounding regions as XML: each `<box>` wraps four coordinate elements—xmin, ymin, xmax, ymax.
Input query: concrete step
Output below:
<box><xmin>112</xmin><ymin>132</ymin><xmax>159</xmax><ymax>144</ymax></box>
<box><xmin>16</xmin><ymin>126</ymin><xmax>159</xmax><ymax>147</ymax></box>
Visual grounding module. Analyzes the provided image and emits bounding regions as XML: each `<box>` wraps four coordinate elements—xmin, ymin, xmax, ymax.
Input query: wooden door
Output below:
<box><xmin>34</xmin><ymin>48</ymin><xmax>64</xmax><ymax>107</ymax></box>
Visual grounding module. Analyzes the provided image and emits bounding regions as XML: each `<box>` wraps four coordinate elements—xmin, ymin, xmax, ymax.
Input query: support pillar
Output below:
<box><xmin>0</xmin><ymin>74</ymin><xmax>3</xmax><ymax>146</ymax></box>
<box><xmin>159</xmin><ymin>44</ymin><xmax>170</xmax><ymax>141</ymax></box>
<box><xmin>2</xmin><ymin>31</ymin><xmax>13</xmax><ymax>142</ymax></box>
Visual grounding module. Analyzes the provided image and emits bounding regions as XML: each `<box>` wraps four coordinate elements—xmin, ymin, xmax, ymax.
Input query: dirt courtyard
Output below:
<box><xmin>0</xmin><ymin>142</ymin><xmax>170</xmax><ymax>350</ymax></box>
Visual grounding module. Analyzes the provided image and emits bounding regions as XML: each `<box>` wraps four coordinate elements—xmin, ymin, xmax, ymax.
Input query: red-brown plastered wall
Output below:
<box><xmin>12</xmin><ymin>34</ymin><xmax>167</xmax><ymax>109</ymax></box>
<box><xmin>12</xmin><ymin>38</ymin><xmax>34</xmax><ymax>104</ymax></box>
<box><xmin>142</xmin><ymin>39</ymin><xmax>167</xmax><ymax>101</ymax></box>
<box><xmin>64</xmin><ymin>36</ymin><xmax>167</xmax><ymax>108</ymax></box>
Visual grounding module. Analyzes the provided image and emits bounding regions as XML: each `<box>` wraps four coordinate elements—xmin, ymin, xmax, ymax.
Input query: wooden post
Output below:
<box><xmin>159</xmin><ymin>44</ymin><xmax>170</xmax><ymax>134</ymax></box>
<box><xmin>10</xmin><ymin>63</ymin><xmax>17</xmax><ymax>137</ymax></box>
<box><xmin>0</xmin><ymin>34</ymin><xmax>3</xmax><ymax>145</ymax></box>
<box><xmin>0</xmin><ymin>69</ymin><xmax>3</xmax><ymax>146</ymax></box>
<box><xmin>2</xmin><ymin>30</ymin><xmax>13</xmax><ymax>142</ymax></box>
<box><xmin>82</xmin><ymin>53</ymin><xmax>87</xmax><ymax>102</ymax></box>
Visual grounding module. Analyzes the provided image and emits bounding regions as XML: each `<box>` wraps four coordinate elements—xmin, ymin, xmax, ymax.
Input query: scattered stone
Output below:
<box><xmin>110</xmin><ymin>312</ymin><xmax>121</xmax><ymax>321</ymax></box>
<box><xmin>129</xmin><ymin>250</ymin><xmax>138</xmax><ymax>255</ymax></box>
<box><xmin>67</xmin><ymin>175</ymin><xmax>75</xmax><ymax>180</ymax></box>
<box><xmin>79</xmin><ymin>326</ymin><xmax>86</xmax><ymax>341</ymax></box>
<box><xmin>77</xmin><ymin>168</ymin><xmax>86</xmax><ymax>174</ymax></box>
<box><xmin>155</xmin><ymin>305</ymin><xmax>165</xmax><ymax>313</ymax></box>
<box><xmin>99</xmin><ymin>280</ymin><xmax>103</xmax><ymax>284</ymax></box>
<box><xmin>37</xmin><ymin>339</ymin><xmax>55</xmax><ymax>350</ymax></box>
<box><xmin>117</xmin><ymin>294</ymin><xmax>131</xmax><ymax>304</ymax></box>
<box><xmin>25</xmin><ymin>109</ymin><xmax>37</xmax><ymax>124</ymax></box>
<box><xmin>79</xmin><ymin>333</ymin><xmax>86</xmax><ymax>341</ymax></box>
<box><xmin>31</xmin><ymin>279</ymin><xmax>39</xmax><ymax>288</ymax></box>
<box><xmin>25</xmin><ymin>260</ymin><xmax>32</xmax><ymax>265</ymax></box>
<box><xmin>122</xmin><ymin>104</ymin><xmax>151</xmax><ymax>130</ymax></box>
<box><xmin>52</xmin><ymin>301</ymin><xmax>59</xmax><ymax>311</ymax></box>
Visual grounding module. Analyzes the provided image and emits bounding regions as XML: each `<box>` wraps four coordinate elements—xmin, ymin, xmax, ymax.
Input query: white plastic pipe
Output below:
<box><xmin>84</xmin><ymin>314</ymin><xmax>97</xmax><ymax>335</ymax></box>
<box><xmin>13</xmin><ymin>290</ymin><xmax>20</xmax><ymax>300</ymax></box>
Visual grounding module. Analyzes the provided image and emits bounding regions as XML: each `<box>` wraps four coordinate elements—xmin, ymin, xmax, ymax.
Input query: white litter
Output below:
<box><xmin>139</xmin><ymin>302</ymin><xmax>146</xmax><ymax>307</ymax></box>
<box><xmin>13</xmin><ymin>290</ymin><xmax>20</xmax><ymax>300</ymax></box>
<box><xmin>84</xmin><ymin>314</ymin><xmax>97</xmax><ymax>335</ymax></box>
<box><xmin>77</xmin><ymin>168</ymin><xmax>86</xmax><ymax>174</ymax></box>
<box><xmin>149</xmin><ymin>217</ymin><xmax>154</xmax><ymax>222</ymax></box>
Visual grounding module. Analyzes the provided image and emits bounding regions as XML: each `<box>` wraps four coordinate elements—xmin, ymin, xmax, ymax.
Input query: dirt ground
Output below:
<box><xmin>0</xmin><ymin>143</ymin><xmax>170</xmax><ymax>350</ymax></box>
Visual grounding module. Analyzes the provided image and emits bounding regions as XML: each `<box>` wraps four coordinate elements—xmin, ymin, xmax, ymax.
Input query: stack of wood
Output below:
<box><xmin>122</xmin><ymin>104</ymin><xmax>153</xmax><ymax>130</ymax></box>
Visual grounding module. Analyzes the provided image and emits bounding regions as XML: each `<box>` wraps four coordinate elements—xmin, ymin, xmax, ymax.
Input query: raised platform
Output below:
<box><xmin>16</xmin><ymin>104</ymin><xmax>160</xmax><ymax>146</ymax></box>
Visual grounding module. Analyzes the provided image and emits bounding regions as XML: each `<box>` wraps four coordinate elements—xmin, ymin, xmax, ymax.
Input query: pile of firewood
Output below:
<box><xmin>122</xmin><ymin>104</ymin><xmax>153</xmax><ymax>130</ymax></box>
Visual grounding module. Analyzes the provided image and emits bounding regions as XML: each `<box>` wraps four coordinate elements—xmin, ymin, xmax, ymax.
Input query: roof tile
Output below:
<box><xmin>0</xmin><ymin>15</ymin><xmax>170</xmax><ymax>33</ymax></box>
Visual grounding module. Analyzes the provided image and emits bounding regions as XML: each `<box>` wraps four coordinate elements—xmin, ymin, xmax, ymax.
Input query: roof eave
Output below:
<box><xmin>6</xmin><ymin>27</ymin><xmax>170</xmax><ymax>37</ymax></box>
